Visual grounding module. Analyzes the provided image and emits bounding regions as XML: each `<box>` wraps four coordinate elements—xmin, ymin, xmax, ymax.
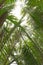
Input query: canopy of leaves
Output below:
<box><xmin>0</xmin><ymin>0</ymin><xmax>43</xmax><ymax>65</ymax></box>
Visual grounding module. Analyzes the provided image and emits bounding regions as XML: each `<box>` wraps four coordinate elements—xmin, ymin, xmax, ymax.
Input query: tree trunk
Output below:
<box><xmin>0</xmin><ymin>12</ymin><xmax>7</xmax><ymax>27</ymax></box>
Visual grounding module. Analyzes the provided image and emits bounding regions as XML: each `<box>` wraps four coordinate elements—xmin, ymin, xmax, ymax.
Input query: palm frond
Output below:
<box><xmin>0</xmin><ymin>0</ymin><xmax>43</xmax><ymax>65</ymax></box>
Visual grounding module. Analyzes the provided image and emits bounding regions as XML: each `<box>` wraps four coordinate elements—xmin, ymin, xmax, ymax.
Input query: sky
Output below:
<box><xmin>11</xmin><ymin>0</ymin><xmax>25</xmax><ymax>19</ymax></box>
<box><xmin>10</xmin><ymin>61</ymin><xmax>17</xmax><ymax>65</ymax></box>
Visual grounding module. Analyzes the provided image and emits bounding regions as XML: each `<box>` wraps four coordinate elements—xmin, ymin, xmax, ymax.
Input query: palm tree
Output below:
<box><xmin>0</xmin><ymin>0</ymin><xmax>43</xmax><ymax>65</ymax></box>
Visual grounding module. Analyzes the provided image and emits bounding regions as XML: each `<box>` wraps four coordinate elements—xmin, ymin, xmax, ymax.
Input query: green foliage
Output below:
<box><xmin>0</xmin><ymin>0</ymin><xmax>43</xmax><ymax>65</ymax></box>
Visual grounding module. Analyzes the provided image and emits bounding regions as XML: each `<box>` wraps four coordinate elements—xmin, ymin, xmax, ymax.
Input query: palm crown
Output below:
<box><xmin>0</xmin><ymin>0</ymin><xmax>43</xmax><ymax>65</ymax></box>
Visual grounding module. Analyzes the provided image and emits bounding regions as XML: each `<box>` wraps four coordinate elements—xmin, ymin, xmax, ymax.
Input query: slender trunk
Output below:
<box><xmin>0</xmin><ymin>0</ymin><xmax>5</xmax><ymax>8</ymax></box>
<box><xmin>0</xmin><ymin>0</ymin><xmax>7</xmax><ymax>27</ymax></box>
<box><xmin>0</xmin><ymin>11</ymin><xmax>7</xmax><ymax>27</ymax></box>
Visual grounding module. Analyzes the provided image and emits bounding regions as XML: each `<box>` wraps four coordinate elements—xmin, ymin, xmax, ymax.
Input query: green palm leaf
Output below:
<box><xmin>0</xmin><ymin>0</ymin><xmax>43</xmax><ymax>65</ymax></box>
